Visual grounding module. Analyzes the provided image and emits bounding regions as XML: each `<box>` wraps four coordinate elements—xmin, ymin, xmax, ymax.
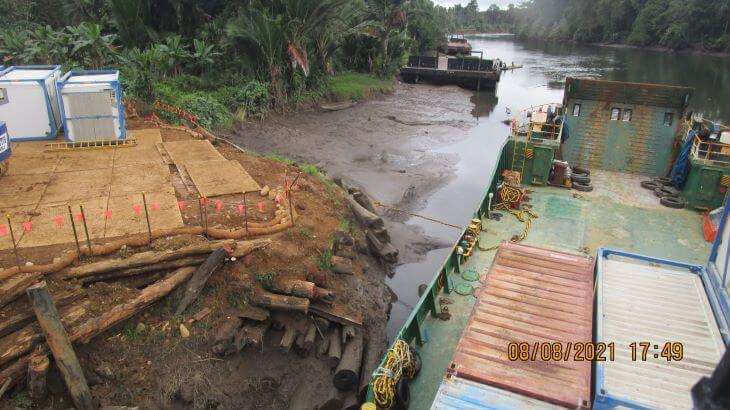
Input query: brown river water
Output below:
<box><xmin>233</xmin><ymin>35</ymin><xmax>730</xmax><ymax>340</ymax></box>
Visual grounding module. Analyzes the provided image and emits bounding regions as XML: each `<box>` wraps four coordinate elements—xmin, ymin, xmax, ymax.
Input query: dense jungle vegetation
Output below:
<box><xmin>451</xmin><ymin>0</ymin><xmax>730</xmax><ymax>52</ymax></box>
<box><xmin>0</xmin><ymin>0</ymin><xmax>456</xmax><ymax>129</ymax></box>
<box><xmin>1</xmin><ymin>1</ymin><xmax>727</xmax><ymax>129</ymax></box>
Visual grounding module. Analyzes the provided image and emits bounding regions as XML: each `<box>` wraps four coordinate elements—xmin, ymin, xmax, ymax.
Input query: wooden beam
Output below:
<box><xmin>26</xmin><ymin>281</ymin><xmax>94</xmax><ymax>410</ymax></box>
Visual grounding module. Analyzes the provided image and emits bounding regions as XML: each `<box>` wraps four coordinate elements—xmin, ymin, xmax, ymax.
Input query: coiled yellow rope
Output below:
<box><xmin>373</xmin><ymin>339</ymin><xmax>416</xmax><ymax>408</ymax></box>
<box><xmin>479</xmin><ymin>184</ymin><xmax>539</xmax><ymax>251</ymax></box>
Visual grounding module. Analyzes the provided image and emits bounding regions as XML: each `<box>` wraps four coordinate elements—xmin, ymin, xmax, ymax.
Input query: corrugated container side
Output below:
<box><xmin>58</xmin><ymin>70</ymin><xmax>125</xmax><ymax>142</ymax></box>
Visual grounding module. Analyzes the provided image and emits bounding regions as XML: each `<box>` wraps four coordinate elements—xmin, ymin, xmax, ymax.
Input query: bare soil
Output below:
<box><xmin>0</xmin><ymin>121</ymin><xmax>390</xmax><ymax>409</ymax></box>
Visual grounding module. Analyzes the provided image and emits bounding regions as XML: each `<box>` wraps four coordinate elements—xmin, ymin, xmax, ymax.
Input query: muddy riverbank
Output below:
<box><xmin>232</xmin><ymin>83</ymin><xmax>479</xmax><ymax>266</ymax></box>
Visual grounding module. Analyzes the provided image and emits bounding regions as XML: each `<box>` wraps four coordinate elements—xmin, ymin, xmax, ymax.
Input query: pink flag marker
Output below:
<box><xmin>76</xmin><ymin>213</ymin><xmax>84</xmax><ymax>223</ymax></box>
<box><xmin>133</xmin><ymin>204</ymin><xmax>141</xmax><ymax>216</ymax></box>
<box><xmin>238</xmin><ymin>204</ymin><xmax>244</xmax><ymax>215</ymax></box>
<box><xmin>178</xmin><ymin>200</ymin><xmax>186</xmax><ymax>210</ymax></box>
<box><xmin>0</xmin><ymin>226</ymin><xmax>6</xmax><ymax>236</ymax></box>
<box><xmin>275</xmin><ymin>194</ymin><xmax>282</xmax><ymax>204</ymax></box>
<box><xmin>53</xmin><ymin>215</ymin><xmax>63</xmax><ymax>227</ymax></box>
<box><xmin>152</xmin><ymin>202</ymin><xmax>160</xmax><ymax>212</ymax></box>
<box><xmin>216</xmin><ymin>201</ymin><xmax>223</xmax><ymax>213</ymax></box>
<box><xmin>293</xmin><ymin>184</ymin><xmax>299</xmax><ymax>191</ymax></box>
<box><xmin>200</xmin><ymin>196</ymin><xmax>207</xmax><ymax>206</ymax></box>
<box><xmin>258</xmin><ymin>202</ymin><xmax>264</xmax><ymax>213</ymax></box>
<box><xmin>22</xmin><ymin>221</ymin><xmax>32</xmax><ymax>232</ymax></box>
<box><xmin>105</xmin><ymin>210</ymin><xmax>113</xmax><ymax>219</ymax></box>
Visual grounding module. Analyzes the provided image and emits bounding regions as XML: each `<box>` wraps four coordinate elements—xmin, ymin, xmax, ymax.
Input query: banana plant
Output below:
<box><xmin>156</xmin><ymin>35</ymin><xmax>190</xmax><ymax>77</ymax></box>
<box><xmin>191</xmin><ymin>39</ymin><xmax>221</xmax><ymax>75</ymax></box>
<box><xmin>67</xmin><ymin>22</ymin><xmax>117</xmax><ymax>69</ymax></box>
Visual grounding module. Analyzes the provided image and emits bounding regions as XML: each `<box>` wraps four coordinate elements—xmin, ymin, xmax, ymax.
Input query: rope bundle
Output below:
<box><xmin>373</xmin><ymin>339</ymin><xmax>416</xmax><ymax>408</ymax></box>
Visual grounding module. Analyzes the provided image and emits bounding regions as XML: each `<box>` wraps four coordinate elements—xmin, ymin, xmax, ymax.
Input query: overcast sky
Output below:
<box><xmin>433</xmin><ymin>0</ymin><xmax>519</xmax><ymax>9</ymax></box>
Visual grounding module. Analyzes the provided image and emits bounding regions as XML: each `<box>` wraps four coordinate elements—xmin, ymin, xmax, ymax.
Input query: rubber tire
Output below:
<box><xmin>640</xmin><ymin>180</ymin><xmax>659</xmax><ymax>190</ymax></box>
<box><xmin>660</xmin><ymin>195</ymin><xmax>686</xmax><ymax>209</ymax></box>
<box><xmin>654</xmin><ymin>186</ymin><xmax>680</xmax><ymax>198</ymax></box>
<box><xmin>572</xmin><ymin>166</ymin><xmax>590</xmax><ymax>175</ymax></box>
<box><xmin>655</xmin><ymin>177</ymin><xmax>673</xmax><ymax>186</ymax></box>
<box><xmin>573</xmin><ymin>181</ymin><xmax>594</xmax><ymax>192</ymax></box>
<box><xmin>571</xmin><ymin>174</ymin><xmax>591</xmax><ymax>184</ymax></box>
<box><xmin>393</xmin><ymin>378</ymin><xmax>410</xmax><ymax>410</ymax></box>
<box><xmin>412</xmin><ymin>349</ymin><xmax>422</xmax><ymax>378</ymax></box>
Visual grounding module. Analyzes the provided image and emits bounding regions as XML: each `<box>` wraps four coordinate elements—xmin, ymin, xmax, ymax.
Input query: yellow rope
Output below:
<box><xmin>373</xmin><ymin>201</ymin><xmax>463</xmax><ymax>230</ymax></box>
<box><xmin>373</xmin><ymin>339</ymin><xmax>416</xmax><ymax>408</ymax></box>
<box><xmin>479</xmin><ymin>184</ymin><xmax>538</xmax><ymax>251</ymax></box>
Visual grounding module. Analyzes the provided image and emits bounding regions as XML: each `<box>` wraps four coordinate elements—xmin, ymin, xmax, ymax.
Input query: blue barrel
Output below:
<box><xmin>0</xmin><ymin>121</ymin><xmax>11</xmax><ymax>163</ymax></box>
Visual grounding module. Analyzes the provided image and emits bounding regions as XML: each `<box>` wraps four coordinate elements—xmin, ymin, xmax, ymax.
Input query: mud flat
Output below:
<box><xmin>232</xmin><ymin>82</ymin><xmax>479</xmax><ymax>264</ymax></box>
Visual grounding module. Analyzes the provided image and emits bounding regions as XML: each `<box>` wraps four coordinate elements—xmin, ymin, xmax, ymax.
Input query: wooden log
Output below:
<box><xmin>303</xmin><ymin>323</ymin><xmax>317</xmax><ymax>351</ymax></box>
<box><xmin>233</xmin><ymin>322</ymin><xmax>269</xmax><ymax>352</ymax></box>
<box><xmin>333</xmin><ymin>330</ymin><xmax>363</xmax><ymax>391</ymax></box>
<box><xmin>175</xmin><ymin>247</ymin><xmax>230</xmax><ymax>316</ymax></box>
<box><xmin>365</xmin><ymin>231</ymin><xmax>398</xmax><ymax>264</ymax></box>
<box><xmin>26</xmin><ymin>281</ymin><xmax>94</xmax><ymax>410</ymax></box>
<box><xmin>342</xmin><ymin>325</ymin><xmax>356</xmax><ymax>345</ymax></box>
<box><xmin>265</xmin><ymin>278</ymin><xmax>316</xmax><ymax>299</ymax></box>
<box><xmin>0</xmin><ymin>300</ymin><xmax>90</xmax><ymax>367</ymax></box>
<box><xmin>359</xmin><ymin>336</ymin><xmax>383</xmax><ymax>401</ymax></box>
<box><xmin>352</xmin><ymin>191</ymin><xmax>377</xmax><ymax>214</ymax></box>
<box><xmin>342</xmin><ymin>393</ymin><xmax>359</xmax><ymax>410</ymax></box>
<box><xmin>228</xmin><ymin>305</ymin><xmax>269</xmax><ymax>322</ymax></box>
<box><xmin>211</xmin><ymin>317</ymin><xmax>243</xmax><ymax>356</ymax></box>
<box><xmin>0</xmin><ymin>376</ymin><xmax>10</xmax><ymax>400</ymax></box>
<box><xmin>112</xmin><ymin>272</ymin><xmax>164</xmax><ymax>289</ymax></box>
<box><xmin>319</xmin><ymin>384</ymin><xmax>344</xmax><ymax>410</ymax></box>
<box><xmin>295</xmin><ymin>333</ymin><xmax>306</xmax><ymax>351</ymax></box>
<box><xmin>64</xmin><ymin>240</ymin><xmax>235</xmax><ymax>279</ymax></box>
<box><xmin>327</xmin><ymin>326</ymin><xmax>342</xmax><ymax>368</ymax></box>
<box><xmin>330</xmin><ymin>256</ymin><xmax>354</xmax><ymax>275</ymax></box>
<box><xmin>317</xmin><ymin>330</ymin><xmax>331</xmax><ymax>357</ymax></box>
<box><xmin>346</xmin><ymin>196</ymin><xmax>383</xmax><ymax>229</ymax></box>
<box><xmin>0</xmin><ymin>287</ymin><xmax>84</xmax><ymax>338</ymax></box>
<box><xmin>27</xmin><ymin>347</ymin><xmax>49</xmax><ymax>402</ymax></box>
<box><xmin>280</xmin><ymin>326</ymin><xmax>298</xmax><ymax>352</ymax></box>
<box><xmin>0</xmin><ymin>272</ymin><xmax>42</xmax><ymax>308</ymax></box>
<box><xmin>251</xmin><ymin>290</ymin><xmax>309</xmax><ymax>313</ymax></box>
<box><xmin>80</xmin><ymin>256</ymin><xmax>206</xmax><ymax>284</ymax></box>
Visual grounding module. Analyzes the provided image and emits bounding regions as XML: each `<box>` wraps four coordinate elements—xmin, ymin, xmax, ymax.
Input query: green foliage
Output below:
<box><xmin>123</xmin><ymin>321</ymin><xmax>143</xmax><ymax>341</ymax></box>
<box><xmin>153</xmin><ymin>82</ymin><xmax>234</xmax><ymax>130</ymax></box>
<box><xmin>255</xmin><ymin>271</ymin><xmax>279</xmax><ymax>287</ymax></box>
<box><xmin>227</xmin><ymin>290</ymin><xmax>249</xmax><ymax>309</ymax></box>
<box><xmin>301</xmin><ymin>163</ymin><xmax>333</xmax><ymax>187</ymax></box>
<box><xmin>299</xmin><ymin>227</ymin><xmax>315</xmax><ymax>240</ymax></box>
<box><xmin>267</xmin><ymin>154</ymin><xmax>295</xmax><ymax>165</ymax></box>
<box><xmin>215</xmin><ymin>81</ymin><xmax>271</xmax><ymax>120</ymax></box>
<box><xmin>317</xmin><ymin>246</ymin><xmax>333</xmax><ymax>270</ymax></box>
<box><xmin>329</xmin><ymin>72</ymin><xmax>394</xmax><ymax>101</ymax></box>
<box><xmin>10</xmin><ymin>390</ymin><xmax>31</xmax><ymax>408</ymax></box>
<box><xmin>339</xmin><ymin>216</ymin><xmax>352</xmax><ymax>231</ymax></box>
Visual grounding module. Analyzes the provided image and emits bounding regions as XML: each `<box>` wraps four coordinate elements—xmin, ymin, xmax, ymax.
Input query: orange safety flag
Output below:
<box><xmin>216</xmin><ymin>201</ymin><xmax>223</xmax><ymax>212</ymax></box>
<box><xmin>105</xmin><ymin>210</ymin><xmax>113</xmax><ymax>219</ymax></box>
<box><xmin>133</xmin><ymin>204</ymin><xmax>141</xmax><ymax>216</ymax></box>
<box><xmin>152</xmin><ymin>202</ymin><xmax>160</xmax><ymax>212</ymax></box>
<box><xmin>238</xmin><ymin>204</ymin><xmax>244</xmax><ymax>215</ymax></box>
<box><xmin>275</xmin><ymin>194</ymin><xmax>282</xmax><ymax>204</ymax></box>
<box><xmin>22</xmin><ymin>221</ymin><xmax>32</xmax><ymax>232</ymax></box>
<box><xmin>178</xmin><ymin>200</ymin><xmax>186</xmax><ymax>210</ymax></box>
<box><xmin>258</xmin><ymin>202</ymin><xmax>264</xmax><ymax>213</ymax></box>
<box><xmin>76</xmin><ymin>213</ymin><xmax>84</xmax><ymax>223</ymax></box>
<box><xmin>0</xmin><ymin>225</ymin><xmax>6</xmax><ymax>236</ymax></box>
<box><xmin>53</xmin><ymin>215</ymin><xmax>63</xmax><ymax>227</ymax></box>
<box><xmin>200</xmin><ymin>196</ymin><xmax>207</xmax><ymax>206</ymax></box>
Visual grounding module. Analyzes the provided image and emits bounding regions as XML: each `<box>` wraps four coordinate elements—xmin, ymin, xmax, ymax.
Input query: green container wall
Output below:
<box><xmin>682</xmin><ymin>159</ymin><xmax>729</xmax><ymax>210</ymax></box>
<box><xmin>505</xmin><ymin>139</ymin><xmax>556</xmax><ymax>185</ymax></box>
<box><xmin>563</xmin><ymin>99</ymin><xmax>681</xmax><ymax>177</ymax></box>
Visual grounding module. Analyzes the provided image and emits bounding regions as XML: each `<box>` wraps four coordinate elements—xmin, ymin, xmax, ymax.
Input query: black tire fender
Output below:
<box><xmin>571</xmin><ymin>174</ymin><xmax>591</xmax><ymax>184</ymax></box>
<box><xmin>393</xmin><ymin>378</ymin><xmax>410</xmax><ymax>410</ymax></box>
<box><xmin>572</xmin><ymin>181</ymin><xmax>594</xmax><ymax>192</ymax></box>
<box><xmin>640</xmin><ymin>180</ymin><xmax>659</xmax><ymax>190</ymax></box>
<box><xmin>660</xmin><ymin>196</ymin><xmax>686</xmax><ymax>209</ymax></box>
<box><xmin>571</xmin><ymin>166</ymin><xmax>590</xmax><ymax>175</ymax></box>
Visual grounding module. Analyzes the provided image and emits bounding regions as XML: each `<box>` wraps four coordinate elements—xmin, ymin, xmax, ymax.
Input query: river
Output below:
<box><xmin>231</xmin><ymin>35</ymin><xmax>730</xmax><ymax>341</ymax></box>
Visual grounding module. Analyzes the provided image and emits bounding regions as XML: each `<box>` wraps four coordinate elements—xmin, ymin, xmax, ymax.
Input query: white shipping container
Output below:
<box><xmin>58</xmin><ymin>70</ymin><xmax>125</xmax><ymax>142</ymax></box>
<box><xmin>0</xmin><ymin>65</ymin><xmax>63</xmax><ymax>141</ymax></box>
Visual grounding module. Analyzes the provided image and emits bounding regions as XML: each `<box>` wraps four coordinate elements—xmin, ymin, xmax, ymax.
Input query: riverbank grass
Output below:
<box><xmin>329</xmin><ymin>73</ymin><xmax>394</xmax><ymax>102</ymax></box>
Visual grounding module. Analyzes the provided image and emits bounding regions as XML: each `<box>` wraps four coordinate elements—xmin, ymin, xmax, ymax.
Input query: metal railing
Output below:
<box><xmin>691</xmin><ymin>135</ymin><xmax>730</xmax><ymax>166</ymax></box>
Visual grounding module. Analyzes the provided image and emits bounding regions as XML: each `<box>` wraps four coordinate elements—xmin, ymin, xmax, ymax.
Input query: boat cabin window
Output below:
<box><xmin>622</xmin><ymin>109</ymin><xmax>632</xmax><ymax>122</ymax></box>
<box><xmin>610</xmin><ymin>107</ymin><xmax>621</xmax><ymax>121</ymax></box>
<box><xmin>664</xmin><ymin>112</ymin><xmax>674</xmax><ymax>126</ymax></box>
<box><xmin>572</xmin><ymin>103</ymin><xmax>581</xmax><ymax>117</ymax></box>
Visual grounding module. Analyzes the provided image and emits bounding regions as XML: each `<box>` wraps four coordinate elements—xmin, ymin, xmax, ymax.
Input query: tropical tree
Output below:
<box><xmin>359</xmin><ymin>0</ymin><xmax>409</xmax><ymax>76</ymax></box>
<box><xmin>67</xmin><ymin>22</ymin><xmax>117</xmax><ymax>69</ymax></box>
<box><xmin>157</xmin><ymin>34</ymin><xmax>190</xmax><ymax>77</ymax></box>
<box><xmin>191</xmin><ymin>39</ymin><xmax>221</xmax><ymax>75</ymax></box>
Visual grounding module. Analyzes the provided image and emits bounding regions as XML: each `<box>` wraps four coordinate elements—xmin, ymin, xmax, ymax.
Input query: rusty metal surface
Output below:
<box><xmin>564</xmin><ymin>77</ymin><xmax>692</xmax><ymax>109</ymax></box>
<box><xmin>450</xmin><ymin>243</ymin><xmax>595</xmax><ymax>408</ymax></box>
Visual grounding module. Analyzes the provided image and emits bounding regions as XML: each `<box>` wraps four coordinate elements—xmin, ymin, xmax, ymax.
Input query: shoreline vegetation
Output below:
<box><xmin>1</xmin><ymin>0</ymin><xmax>727</xmax><ymax>133</ymax></box>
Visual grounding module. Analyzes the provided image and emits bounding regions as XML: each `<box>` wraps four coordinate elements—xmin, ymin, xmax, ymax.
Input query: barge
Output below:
<box><xmin>362</xmin><ymin>78</ymin><xmax>730</xmax><ymax>409</ymax></box>
<box><xmin>400</xmin><ymin>54</ymin><xmax>502</xmax><ymax>90</ymax></box>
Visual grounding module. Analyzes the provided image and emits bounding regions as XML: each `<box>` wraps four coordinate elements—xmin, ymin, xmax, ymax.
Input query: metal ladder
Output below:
<box><xmin>45</xmin><ymin>138</ymin><xmax>137</xmax><ymax>152</ymax></box>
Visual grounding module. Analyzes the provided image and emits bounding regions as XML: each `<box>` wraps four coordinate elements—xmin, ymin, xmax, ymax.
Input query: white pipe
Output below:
<box><xmin>487</xmin><ymin>192</ymin><xmax>494</xmax><ymax>219</ymax></box>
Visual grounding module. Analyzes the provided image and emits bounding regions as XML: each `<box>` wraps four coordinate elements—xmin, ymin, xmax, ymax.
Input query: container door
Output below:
<box><xmin>63</xmin><ymin>88</ymin><xmax>118</xmax><ymax>141</ymax></box>
<box><xmin>698</xmin><ymin>168</ymin><xmax>722</xmax><ymax>201</ymax></box>
<box><xmin>531</xmin><ymin>146</ymin><xmax>553</xmax><ymax>184</ymax></box>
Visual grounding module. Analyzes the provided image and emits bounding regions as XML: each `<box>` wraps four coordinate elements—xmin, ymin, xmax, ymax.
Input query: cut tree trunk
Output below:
<box><xmin>64</xmin><ymin>240</ymin><xmax>235</xmax><ymax>279</ymax></box>
<box><xmin>265</xmin><ymin>278</ymin><xmax>316</xmax><ymax>299</ymax></box>
<box><xmin>251</xmin><ymin>290</ymin><xmax>309</xmax><ymax>313</ymax></box>
<box><xmin>174</xmin><ymin>246</ymin><xmax>230</xmax><ymax>316</ymax></box>
<box><xmin>366</xmin><ymin>231</ymin><xmax>398</xmax><ymax>264</ymax></box>
<box><xmin>317</xmin><ymin>330</ymin><xmax>331</xmax><ymax>357</ymax></box>
<box><xmin>211</xmin><ymin>317</ymin><xmax>243</xmax><ymax>356</ymax></box>
<box><xmin>359</xmin><ymin>336</ymin><xmax>383</xmax><ymax>401</ymax></box>
<box><xmin>26</xmin><ymin>281</ymin><xmax>94</xmax><ymax>410</ymax></box>
<box><xmin>280</xmin><ymin>326</ymin><xmax>298</xmax><ymax>352</ymax></box>
<box><xmin>342</xmin><ymin>325</ymin><xmax>356</xmax><ymax>345</ymax></box>
<box><xmin>228</xmin><ymin>305</ymin><xmax>270</xmax><ymax>322</ymax></box>
<box><xmin>303</xmin><ymin>323</ymin><xmax>317</xmax><ymax>351</ymax></box>
<box><xmin>80</xmin><ymin>256</ymin><xmax>206</xmax><ymax>284</ymax></box>
<box><xmin>346</xmin><ymin>196</ymin><xmax>383</xmax><ymax>229</ymax></box>
<box><xmin>233</xmin><ymin>322</ymin><xmax>269</xmax><ymax>352</ymax></box>
<box><xmin>0</xmin><ymin>272</ymin><xmax>42</xmax><ymax>308</ymax></box>
<box><xmin>27</xmin><ymin>348</ymin><xmax>49</xmax><ymax>402</ymax></box>
<box><xmin>327</xmin><ymin>326</ymin><xmax>342</xmax><ymax>368</ymax></box>
<box><xmin>0</xmin><ymin>287</ymin><xmax>84</xmax><ymax>338</ymax></box>
<box><xmin>330</xmin><ymin>256</ymin><xmax>354</xmax><ymax>275</ymax></box>
<box><xmin>0</xmin><ymin>300</ymin><xmax>90</xmax><ymax>367</ymax></box>
<box><xmin>333</xmin><ymin>331</ymin><xmax>363</xmax><ymax>391</ymax></box>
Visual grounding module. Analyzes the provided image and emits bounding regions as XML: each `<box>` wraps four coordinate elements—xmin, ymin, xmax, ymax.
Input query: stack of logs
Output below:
<box><xmin>0</xmin><ymin>238</ymin><xmax>270</xmax><ymax>404</ymax></box>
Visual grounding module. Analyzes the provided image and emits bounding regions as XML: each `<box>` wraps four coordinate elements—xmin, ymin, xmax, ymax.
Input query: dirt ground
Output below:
<box><xmin>230</xmin><ymin>82</ymin><xmax>478</xmax><ymax>265</ymax></box>
<box><xmin>0</xmin><ymin>121</ymin><xmax>390</xmax><ymax>409</ymax></box>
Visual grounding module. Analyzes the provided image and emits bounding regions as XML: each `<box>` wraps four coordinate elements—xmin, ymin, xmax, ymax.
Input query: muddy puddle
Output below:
<box><xmin>233</xmin><ymin>35</ymin><xmax>730</xmax><ymax>340</ymax></box>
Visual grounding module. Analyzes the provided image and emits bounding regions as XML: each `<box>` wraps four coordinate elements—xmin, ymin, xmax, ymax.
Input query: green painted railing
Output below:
<box><xmin>364</xmin><ymin>140</ymin><xmax>509</xmax><ymax>405</ymax></box>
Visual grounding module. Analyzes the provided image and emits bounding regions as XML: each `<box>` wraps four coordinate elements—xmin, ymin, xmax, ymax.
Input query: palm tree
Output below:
<box><xmin>157</xmin><ymin>35</ymin><xmax>190</xmax><ymax>77</ymax></box>
<box><xmin>67</xmin><ymin>23</ymin><xmax>117</xmax><ymax>69</ymax></box>
<box><xmin>191</xmin><ymin>39</ymin><xmax>221</xmax><ymax>75</ymax></box>
<box><xmin>360</xmin><ymin>0</ymin><xmax>409</xmax><ymax>75</ymax></box>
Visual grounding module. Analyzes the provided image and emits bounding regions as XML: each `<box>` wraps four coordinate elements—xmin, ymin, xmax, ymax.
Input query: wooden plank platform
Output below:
<box><xmin>185</xmin><ymin>159</ymin><xmax>260</xmax><ymax>197</ymax></box>
<box><xmin>449</xmin><ymin>243</ymin><xmax>595</xmax><ymax>408</ymax></box>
